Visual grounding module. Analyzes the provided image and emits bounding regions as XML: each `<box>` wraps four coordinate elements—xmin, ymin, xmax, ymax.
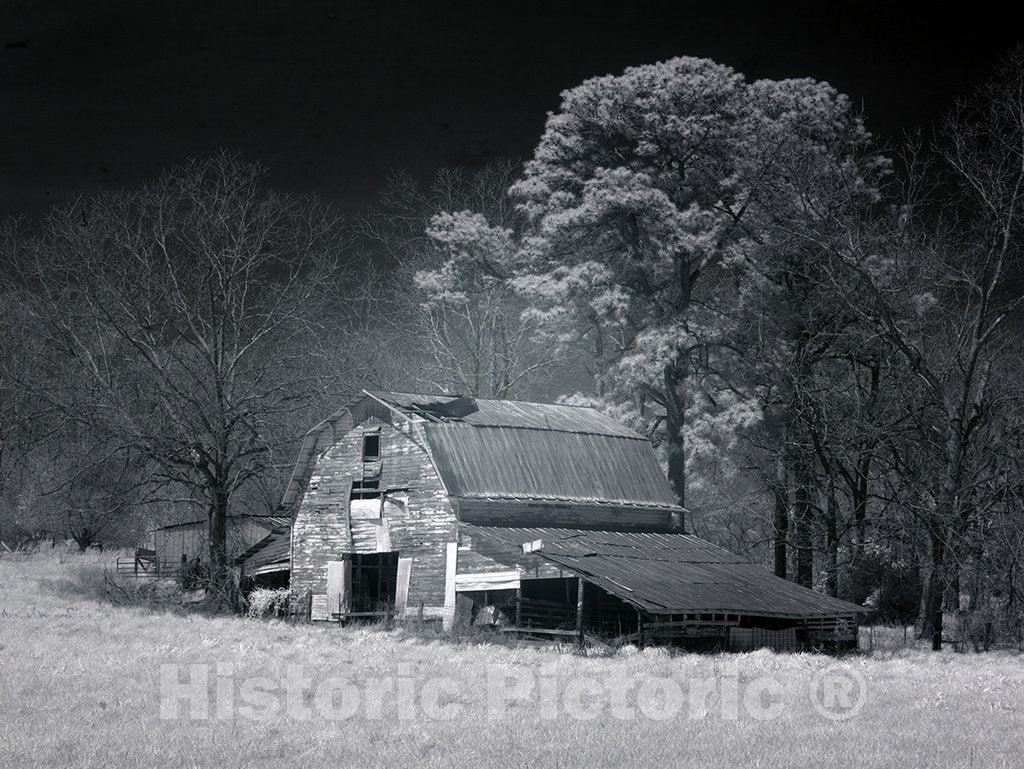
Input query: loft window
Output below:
<box><xmin>362</xmin><ymin>433</ymin><xmax>380</xmax><ymax>461</ymax></box>
<box><xmin>350</xmin><ymin>479</ymin><xmax>382</xmax><ymax>519</ymax></box>
<box><xmin>351</xmin><ymin>479</ymin><xmax>381</xmax><ymax>500</ymax></box>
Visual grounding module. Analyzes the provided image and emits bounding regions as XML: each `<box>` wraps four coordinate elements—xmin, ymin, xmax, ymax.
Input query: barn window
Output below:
<box><xmin>350</xmin><ymin>479</ymin><xmax>382</xmax><ymax>519</ymax></box>
<box><xmin>351</xmin><ymin>479</ymin><xmax>380</xmax><ymax>499</ymax></box>
<box><xmin>362</xmin><ymin>433</ymin><xmax>380</xmax><ymax>461</ymax></box>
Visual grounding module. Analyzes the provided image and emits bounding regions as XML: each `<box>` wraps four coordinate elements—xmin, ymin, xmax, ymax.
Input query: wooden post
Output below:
<box><xmin>637</xmin><ymin>609</ymin><xmax>645</xmax><ymax>648</ymax></box>
<box><xmin>395</xmin><ymin>557</ymin><xmax>413</xmax><ymax>617</ymax></box>
<box><xmin>443</xmin><ymin>542</ymin><xmax>458</xmax><ymax>632</ymax></box>
<box><xmin>932</xmin><ymin>609</ymin><xmax>943</xmax><ymax>651</ymax></box>
<box><xmin>515</xmin><ymin>587</ymin><xmax>522</xmax><ymax>627</ymax></box>
<box><xmin>575</xmin><ymin>577</ymin><xmax>585</xmax><ymax>645</ymax></box>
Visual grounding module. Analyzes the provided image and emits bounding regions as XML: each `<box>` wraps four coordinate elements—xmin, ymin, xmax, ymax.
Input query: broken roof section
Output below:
<box><xmin>464</xmin><ymin>526</ymin><xmax>865</xmax><ymax>619</ymax></box>
<box><xmin>366</xmin><ymin>391</ymin><xmax>680</xmax><ymax>511</ymax></box>
<box><xmin>365</xmin><ymin>391</ymin><xmax>640</xmax><ymax>437</ymax></box>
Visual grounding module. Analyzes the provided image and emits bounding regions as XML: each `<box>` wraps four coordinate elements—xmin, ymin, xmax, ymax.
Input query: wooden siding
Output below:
<box><xmin>153</xmin><ymin>518</ymin><xmax>278</xmax><ymax>564</ymax></box>
<box><xmin>291</xmin><ymin>417</ymin><xmax>457</xmax><ymax>613</ymax></box>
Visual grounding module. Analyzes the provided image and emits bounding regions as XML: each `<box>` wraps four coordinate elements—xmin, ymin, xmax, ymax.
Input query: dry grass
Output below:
<box><xmin>1</xmin><ymin>551</ymin><xmax>1022</xmax><ymax>768</ymax></box>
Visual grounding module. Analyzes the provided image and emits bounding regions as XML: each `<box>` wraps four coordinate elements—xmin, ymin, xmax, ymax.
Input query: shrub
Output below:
<box><xmin>245</xmin><ymin>587</ymin><xmax>291</xmax><ymax>619</ymax></box>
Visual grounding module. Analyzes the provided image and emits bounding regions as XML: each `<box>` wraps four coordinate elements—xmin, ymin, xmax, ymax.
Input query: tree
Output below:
<box><xmin>506</xmin><ymin>56</ymin><xmax>882</xmax><ymax>524</ymax></box>
<box><xmin>9</xmin><ymin>153</ymin><xmax>354</xmax><ymax>596</ymax></box>
<box><xmin>362</xmin><ymin>162</ymin><xmax>568</xmax><ymax>398</ymax></box>
<box><xmin>815</xmin><ymin>51</ymin><xmax>1024</xmax><ymax>639</ymax></box>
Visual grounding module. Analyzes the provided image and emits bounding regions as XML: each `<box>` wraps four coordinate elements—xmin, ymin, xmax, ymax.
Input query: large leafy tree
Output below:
<box><xmin>506</xmin><ymin>57</ymin><xmax>881</xmax><ymax>519</ymax></box>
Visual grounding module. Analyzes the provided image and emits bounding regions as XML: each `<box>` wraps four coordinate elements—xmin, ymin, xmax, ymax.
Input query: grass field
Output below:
<box><xmin>1</xmin><ymin>551</ymin><xmax>1022</xmax><ymax>768</ymax></box>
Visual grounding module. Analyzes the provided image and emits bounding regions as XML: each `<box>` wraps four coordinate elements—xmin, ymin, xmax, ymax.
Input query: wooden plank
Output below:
<box><xmin>395</xmin><ymin>557</ymin><xmax>413</xmax><ymax>613</ymax></box>
<box><xmin>499</xmin><ymin>627</ymin><xmax>580</xmax><ymax>636</ymax></box>
<box><xmin>375</xmin><ymin>522</ymin><xmax>392</xmax><ymax>552</ymax></box>
<box><xmin>442</xmin><ymin>542</ymin><xmax>458</xmax><ymax>631</ymax></box>
<box><xmin>326</xmin><ymin>558</ymin><xmax>351</xmax><ymax>617</ymax></box>
<box><xmin>311</xmin><ymin>594</ymin><xmax>329</xmax><ymax>621</ymax></box>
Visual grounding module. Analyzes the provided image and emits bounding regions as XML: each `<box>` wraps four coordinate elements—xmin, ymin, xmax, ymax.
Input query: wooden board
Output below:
<box><xmin>442</xmin><ymin>542</ymin><xmax>458</xmax><ymax>631</ymax></box>
<box><xmin>395</xmin><ymin>557</ymin><xmax>413</xmax><ymax>613</ymax></box>
<box><xmin>326</xmin><ymin>559</ymin><xmax>351</xmax><ymax>616</ymax></box>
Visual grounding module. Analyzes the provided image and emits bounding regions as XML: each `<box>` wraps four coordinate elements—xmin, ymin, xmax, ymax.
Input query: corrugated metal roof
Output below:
<box><xmin>463</xmin><ymin>526</ymin><xmax>864</xmax><ymax>619</ymax></box>
<box><xmin>426</xmin><ymin>423</ymin><xmax>681</xmax><ymax>509</ymax></box>
<box><xmin>366</xmin><ymin>391</ymin><xmax>640</xmax><ymax>437</ymax></box>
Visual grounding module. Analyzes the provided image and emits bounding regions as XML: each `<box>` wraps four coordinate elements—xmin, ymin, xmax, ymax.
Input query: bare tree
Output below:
<box><xmin>363</xmin><ymin>162</ymin><xmax>566</xmax><ymax>398</ymax></box>
<box><xmin>812</xmin><ymin>51</ymin><xmax>1024</xmax><ymax>640</ymax></box>
<box><xmin>8</xmin><ymin>153</ymin><xmax>356</xmax><ymax>597</ymax></box>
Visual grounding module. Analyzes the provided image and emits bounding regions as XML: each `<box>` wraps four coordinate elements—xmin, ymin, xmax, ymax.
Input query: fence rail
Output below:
<box><xmin>115</xmin><ymin>556</ymin><xmax>184</xmax><ymax>578</ymax></box>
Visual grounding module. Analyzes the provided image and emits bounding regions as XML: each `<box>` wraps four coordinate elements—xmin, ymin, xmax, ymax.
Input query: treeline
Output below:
<box><xmin>2</xmin><ymin>53</ymin><xmax>1023</xmax><ymax>637</ymax></box>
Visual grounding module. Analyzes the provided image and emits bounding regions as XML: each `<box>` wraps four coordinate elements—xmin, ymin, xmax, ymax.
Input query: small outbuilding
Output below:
<box><xmin>244</xmin><ymin>390</ymin><xmax>862</xmax><ymax>650</ymax></box>
<box><xmin>151</xmin><ymin>515</ymin><xmax>289</xmax><ymax>571</ymax></box>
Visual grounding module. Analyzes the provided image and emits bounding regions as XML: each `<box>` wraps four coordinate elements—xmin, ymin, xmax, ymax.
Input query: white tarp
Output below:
<box><xmin>455</xmin><ymin>570</ymin><xmax>520</xmax><ymax>592</ymax></box>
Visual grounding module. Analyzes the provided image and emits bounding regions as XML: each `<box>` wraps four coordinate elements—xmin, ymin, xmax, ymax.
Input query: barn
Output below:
<box><xmin>243</xmin><ymin>390</ymin><xmax>862</xmax><ymax>650</ymax></box>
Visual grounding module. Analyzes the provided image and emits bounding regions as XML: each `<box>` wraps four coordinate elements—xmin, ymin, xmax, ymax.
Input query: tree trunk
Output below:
<box><xmin>918</xmin><ymin>525</ymin><xmax>946</xmax><ymax>639</ymax></box>
<box><xmin>824</xmin><ymin>476</ymin><xmax>840</xmax><ymax>597</ymax></box>
<box><xmin>773</xmin><ymin>451</ymin><xmax>788</xmax><ymax>579</ymax></box>
<box><xmin>793</xmin><ymin>453</ymin><xmax>815</xmax><ymax>589</ymax></box>
<box><xmin>207</xmin><ymin>484</ymin><xmax>231</xmax><ymax>602</ymax></box>
<box><xmin>72</xmin><ymin>529</ymin><xmax>95</xmax><ymax>552</ymax></box>
<box><xmin>662</xmin><ymin>364</ymin><xmax>686</xmax><ymax>525</ymax></box>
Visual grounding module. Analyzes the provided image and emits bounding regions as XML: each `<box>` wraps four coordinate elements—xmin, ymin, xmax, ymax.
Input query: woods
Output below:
<box><xmin>2</xmin><ymin>52</ymin><xmax>1023</xmax><ymax>640</ymax></box>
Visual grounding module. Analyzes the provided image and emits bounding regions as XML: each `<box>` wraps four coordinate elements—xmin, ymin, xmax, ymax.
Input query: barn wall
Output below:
<box><xmin>291</xmin><ymin>417</ymin><xmax>457</xmax><ymax>614</ymax></box>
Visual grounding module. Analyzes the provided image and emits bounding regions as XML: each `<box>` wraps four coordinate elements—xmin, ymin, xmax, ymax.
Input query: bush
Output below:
<box><xmin>178</xmin><ymin>559</ymin><xmax>210</xmax><ymax>591</ymax></box>
<box><xmin>245</xmin><ymin>588</ymin><xmax>291</xmax><ymax>619</ymax></box>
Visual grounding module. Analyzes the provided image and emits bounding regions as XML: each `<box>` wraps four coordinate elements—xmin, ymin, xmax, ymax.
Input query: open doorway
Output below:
<box><xmin>350</xmin><ymin>552</ymin><xmax>399</xmax><ymax>612</ymax></box>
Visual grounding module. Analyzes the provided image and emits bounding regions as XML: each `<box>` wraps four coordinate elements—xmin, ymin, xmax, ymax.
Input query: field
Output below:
<box><xmin>1</xmin><ymin>552</ymin><xmax>1022</xmax><ymax>769</ymax></box>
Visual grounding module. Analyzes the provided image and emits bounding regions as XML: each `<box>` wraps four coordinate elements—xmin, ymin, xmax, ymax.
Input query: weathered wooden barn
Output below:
<box><xmin>242</xmin><ymin>390</ymin><xmax>862</xmax><ymax>650</ymax></box>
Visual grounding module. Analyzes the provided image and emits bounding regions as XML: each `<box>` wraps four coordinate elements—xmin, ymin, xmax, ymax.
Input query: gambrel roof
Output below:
<box><xmin>278</xmin><ymin>389</ymin><xmax>683</xmax><ymax>516</ymax></box>
<box><xmin>367</xmin><ymin>391</ymin><xmax>681</xmax><ymax>511</ymax></box>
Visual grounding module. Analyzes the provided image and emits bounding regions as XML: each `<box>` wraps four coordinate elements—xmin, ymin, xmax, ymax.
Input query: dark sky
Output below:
<box><xmin>1</xmin><ymin>1</ymin><xmax>1020</xmax><ymax>222</ymax></box>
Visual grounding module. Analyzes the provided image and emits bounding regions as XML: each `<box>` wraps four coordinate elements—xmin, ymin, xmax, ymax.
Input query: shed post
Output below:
<box><xmin>637</xmin><ymin>609</ymin><xmax>645</xmax><ymax>648</ymax></box>
<box><xmin>515</xmin><ymin>587</ymin><xmax>522</xmax><ymax>627</ymax></box>
<box><xmin>575</xmin><ymin>577</ymin><xmax>585</xmax><ymax>644</ymax></box>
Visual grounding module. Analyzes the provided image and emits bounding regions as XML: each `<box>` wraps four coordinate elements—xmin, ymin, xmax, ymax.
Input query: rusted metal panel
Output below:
<box><xmin>463</xmin><ymin>526</ymin><xmax>865</xmax><ymax>620</ymax></box>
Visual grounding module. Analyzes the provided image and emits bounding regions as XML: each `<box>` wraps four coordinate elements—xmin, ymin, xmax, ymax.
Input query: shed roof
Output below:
<box><xmin>235</xmin><ymin>528</ymin><xmax>290</xmax><ymax>574</ymax></box>
<box><xmin>151</xmin><ymin>515</ymin><xmax>290</xmax><ymax>533</ymax></box>
<box><xmin>464</xmin><ymin>526</ymin><xmax>864</xmax><ymax>619</ymax></box>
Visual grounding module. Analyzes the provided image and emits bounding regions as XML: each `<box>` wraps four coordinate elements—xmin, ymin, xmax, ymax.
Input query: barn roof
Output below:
<box><xmin>365</xmin><ymin>391</ymin><xmax>640</xmax><ymax>437</ymax></box>
<box><xmin>150</xmin><ymin>515</ymin><xmax>290</xmax><ymax>533</ymax></box>
<box><xmin>367</xmin><ymin>391</ymin><xmax>681</xmax><ymax>511</ymax></box>
<box><xmin>463</xmin><ymin>525</ymin><xmax>864</xmax><ymax>619</ymax></box>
